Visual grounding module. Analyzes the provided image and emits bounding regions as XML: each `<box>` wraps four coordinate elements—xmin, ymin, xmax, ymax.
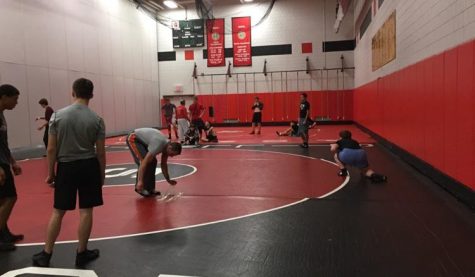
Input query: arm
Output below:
<box><xmin>10</xmin><ymin>156</ymin><xmax>22</xmax><ymax>176</ymax></box>
<box><xmin>303</xmin><ymin>105</ymin><xmax>310</xmax><ymax>123</ymax></box>
<box><xmin>95</xmin><ymin>138</ymin><xmax>106</xmax><ymax>186</ymax></box>
<box><xmin>161</xmin><ymin>153</ymin><xmax>177</xmax><ymax>185</ymax></box>
<box><xmin>330</xmin><ymin>143</ymin><xmax>339</xmax><ymax>153</ymax></box>
<box><xmin>46</xmin><ymin>134</ymin><xmax>57</xmax><ymax>184</ymax></box>
<box><xmin>199</xmin><ymin>106</ymin><xmax>205</xmax><ymax>118</ymax></box>
<box><xmin>38</xmin><ymin>121</ymin><xmax>48</xmax><ymax>131</ymax></box>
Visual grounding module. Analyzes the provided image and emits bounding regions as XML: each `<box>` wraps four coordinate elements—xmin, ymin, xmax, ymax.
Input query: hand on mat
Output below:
<box><xmin>0</xmin><ymin>167</ymin><xmax>5</xmax><ymax>186</ymax></box>
<box><xmin>12</xmin><ymin>164</ymin><xmax>22</xmax><ymax>176</ymax></box>
<box><xmin>167</xmin><ymin>179</ymin><xmax>177</xmax><ymax>186</ymax></box>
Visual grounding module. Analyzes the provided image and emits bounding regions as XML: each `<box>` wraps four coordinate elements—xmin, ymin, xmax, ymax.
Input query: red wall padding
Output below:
<box><xmin>173</xmin><ymin>91</ymin><xmax>353</xmax><ymax>124</ymax></box>
<box><xmin>162</xmin><ymin>90</ymin><xmax>353</xmax><ymax>126</ymax></box>
<box><xmin>354</xmin><ymin>40</ymin><xmax>475</xmax><ymax>190</ymax></box>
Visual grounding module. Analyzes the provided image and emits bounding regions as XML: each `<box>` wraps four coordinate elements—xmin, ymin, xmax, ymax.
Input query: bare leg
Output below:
<box><xmin>173</xmin><ymin>125</ymin><xmax>178</xmax><ymax>139</ymax></box>
<box><xmin>333</xmin><ymin>153</ymin><xmax>345</xmax><ymax>169</ymax></box>
<box><xmin>77</xmin><ymin>208</ymin><xmax>93</xmax><ymax>252</ymax></box>
<box><xmin>257</xmin><ymin>123</ymin><xmax>261</xmax><ymax>134</ymax></box>
<box><xmin>361</xmin><ymin>167</ymin><xmax>375</xmax><ymax>177</ymax></box>
<box><xmin>167</xmin><ymin>124</ymin><xmax>172</xmax><ymax>139</ymax></box>
<box><xmin>301</xmin><ymin>131</ymin><xmax>309</xmax><ymax>145</ymax></box>
<box><xmin>250</xmin><ymin>123</ymin><xmax>256</xmax><ymax>134</ymax></box>
<box><xmin>44</xmin><ymin>209</ymin><xmax>67</xmax><ymax>253</ymax></box>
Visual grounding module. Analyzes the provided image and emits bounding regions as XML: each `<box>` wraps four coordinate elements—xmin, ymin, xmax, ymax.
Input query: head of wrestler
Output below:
<box><xmin>165</xmin><ymin>142</ymin><xmax>182</xmax><ymax>157</ymax></box>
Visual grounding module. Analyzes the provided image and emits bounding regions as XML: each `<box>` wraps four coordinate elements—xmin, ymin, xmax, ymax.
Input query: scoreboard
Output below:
<box><xmin>172</xmin><ymin>19</ymin><xmax>205</xmax><ymax>48</ymax></box>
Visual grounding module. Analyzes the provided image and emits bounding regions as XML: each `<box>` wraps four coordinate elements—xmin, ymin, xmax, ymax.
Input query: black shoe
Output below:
<box><xmin>76</xmin><ymin>249</ymin><xmax>100</xmax><ymax>267</ymax></box>
<box><xmin>275</xmin><ymin>131</ymin><xmax>280</xmax><ymax>136</ymax></box>
<box><xmin>338</xmin><ymin>168</ymin><xmax>348</xmax><ymax>177</ymax></box>
<box><xmin>0</xmin><ymin>241</ymin><xmax>16</xmax><ymax>251</ymax></box>
<box><xmin>1</xmin><ymin>226</ymin><xmax>24</xmax><ymax>243</ymax></box>
<box><xmin>135</xmin><ymin>188</ymin><xmax>160</xmax><ymax>197</ymax></box>
<box><xmin>32</xmin><ymin>250</ymin><xmax>52</xmax><ymax>267</ymax></box>
<box><xmin>370</xmin><ymin>173</ymin><xmax>387</xmax><ymax>183</ymax></box>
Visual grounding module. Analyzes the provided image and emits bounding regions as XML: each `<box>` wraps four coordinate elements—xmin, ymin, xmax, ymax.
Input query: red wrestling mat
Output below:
<box><xmin>12</xmin><ymin>149</ymin><xmax>346</xmax><ymax>244</ymax></box>
<box><xmin>106</xmin><ymin>125</ymin><xmax>374</xmax><ymax>146</ymax></box>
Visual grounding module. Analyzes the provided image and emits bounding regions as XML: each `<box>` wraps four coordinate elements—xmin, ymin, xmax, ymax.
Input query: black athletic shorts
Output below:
<box><xmin>0</xmin><ymin>163</ymin><xmax>16</xmax><ymax>198</ymax></box>
<box><xmin>252</xmin><ymin>112</ymin><xmax>262</xmax><ymax>123</ymax></box>
<box><xmin>192</xmin><ymin>118</ymin><xmax>205</xmax><ymax>131</ymax></box>
<box><xmin>54</xmin><ymin>158</ymin><xmax>103</xmax><ymax>210</ymax></box>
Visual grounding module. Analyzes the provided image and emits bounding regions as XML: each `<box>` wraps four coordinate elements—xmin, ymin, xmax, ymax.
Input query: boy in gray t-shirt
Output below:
<box><xmin>33</xmin><ymin>78</ymin><xmax>106</xmax><ymax>268</ymax></box>
<box><xmin>126</xmin><ymin>128</ymin><xmax>182</xmax><ymax>197</ymax></box>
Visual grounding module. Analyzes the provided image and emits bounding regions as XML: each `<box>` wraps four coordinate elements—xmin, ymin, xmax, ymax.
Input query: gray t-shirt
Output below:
<box><xmin>134</xmin><ymin>128</ymin><xmax>169</xmax><ymax>156</ymax></box>
<box><xmin>0</xmin><ymin>112</ymin><xmax>12</xmax><ymax>165</ymax></box>
<box><xmin>49</xmin><ymin>103</ymin><xmax>105</xmax><ymax>163</ymax></box>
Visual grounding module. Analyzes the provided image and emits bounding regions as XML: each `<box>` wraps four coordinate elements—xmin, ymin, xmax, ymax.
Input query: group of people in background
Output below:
<box><xmin>161</xmin><ymin>96</ymin><xmax>218</xmax><ymax>146</ymax></box>
<box><xmin>251</xmin><ymin>93</ymin><xmax>314</xmax><ymax>148</ymax></box>
<box><xmin>162</xmin><ymin>92</ymin><xmax>386</xmax><ymax>183</ymax></box>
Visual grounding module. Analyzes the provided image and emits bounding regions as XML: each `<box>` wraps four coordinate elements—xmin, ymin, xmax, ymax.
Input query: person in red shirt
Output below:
<box><xmin>175</xmin><ymin>99</ymin><xmax>189</xmax><ymax>143</ymax></box>
<box><xmin>188</xmin><ymin>96</ymin><xmax>205</xmax><ymax>140</ymax></box>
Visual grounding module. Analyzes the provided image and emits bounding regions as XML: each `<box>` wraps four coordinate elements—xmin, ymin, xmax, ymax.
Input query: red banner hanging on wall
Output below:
<box><xmin>206</xmin><ymin>19</ymin><xmax>225</xmax><ymax>67</ymax></box>
<box><xmin>232</xmin><ymin>16</ymin><xmax>252</xmax><ymax>67</ymax></box>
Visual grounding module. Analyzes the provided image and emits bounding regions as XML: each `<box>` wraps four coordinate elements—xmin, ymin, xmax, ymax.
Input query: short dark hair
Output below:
<box><xmin>301</xmin><ymin>93</ymin><xmax>307</xmax><ymax>98</ymax></box>
<box><xmin>180</xmin><ymin>99</ymin><xmax>185</xmax><ymax>105</ymax></box>
<box><xmin>339</xmin><ymin>130</ymin><xmax>352</xmax><ymax>139</ymax></box>
<box><xmin>169</xmin><ymin>142</ymin><xmax>182</xmax><ymax>155</ymax></box>
<box><xmin>0</xmin><ymin>84</ymin><xmax>20</xmax><ymax>98</ymax></box>
<box><xmin>38</xmin><ymin>98</ymin><xmax>48</xmax><ymax>105</ymax></box>
<box><xmin>73</xmin><ymin>78</ymin><xmax>94</xmax><ymax>99</ymax></box>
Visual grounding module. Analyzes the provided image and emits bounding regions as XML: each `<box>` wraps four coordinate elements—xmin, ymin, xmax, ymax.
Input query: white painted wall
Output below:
<box><xmin>355</xmin><ymin>0</ymin><xmax>475</xmax><ymax>87</ymax></box>
<box><xmin>0</xmin><ymin>0</ymin><xmax>159</xmax><ymax>150</ymax></box>
<box><xmin>157</xmin><ymin>0</ymin><xmax>356</xmax><ymax>96</ymax></box>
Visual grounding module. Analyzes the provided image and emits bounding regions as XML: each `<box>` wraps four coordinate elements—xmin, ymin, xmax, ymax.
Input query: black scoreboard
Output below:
<box><xmin>172</xmin><ymin>19</ymin><xmax>205</xmax><ymax>48</ymax></box>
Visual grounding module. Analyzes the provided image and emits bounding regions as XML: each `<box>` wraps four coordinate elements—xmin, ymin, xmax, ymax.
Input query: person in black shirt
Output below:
<box><xmin>249</xmin><ymin>97</ymin><xmax>263</xmax><ymax>135</ymax></box>
<box><xmin>203</xmin><ymin>121</ymin><xmax>218</xmax><ymax>142</ymax></box>
<box><xmin>330</xmin><ymin>130</ymin><xmax>387</xmax><ymax>183</ymax></box>
<box><xmin>298</xmin><ymin>93</ymin><xmax>310</xmax><ymax>148</ymax></box>
<box><xmin>276</xmin><ymin>121</ymin><xmax>299</xmax><ymax>137</ymax></box>
<box><xmin>0</xmin><ymin>84</ymin><xmax>23</xmax><ymax>251</ymax></box>
<box><xmin>161</xmin><ymin>98</ymin><xmax>178</xmax><ymax>140</ymax></box>
<box><xmin>36</xmin><ymin>98</ymin><xmax>54</xmax><ymax>149</ymax></box>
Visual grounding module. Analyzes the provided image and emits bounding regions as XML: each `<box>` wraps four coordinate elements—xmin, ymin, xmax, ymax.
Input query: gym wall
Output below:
<box><xmin>157</xmin><ymin>0</ymin><xmax>356</xmax><ymax>97</ymax></box>
<box><xmin>0</xmin><ymin>0</ymin><xmax>160</xmax><ymax>150</ymax></box>
<box><xmin>354</xmin><ymin>0</ymin><xmax>475</xmax><ymax>191</ymax></box>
